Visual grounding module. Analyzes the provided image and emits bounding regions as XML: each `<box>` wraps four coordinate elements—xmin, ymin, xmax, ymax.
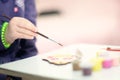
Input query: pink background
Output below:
<box><xmin>35</xmin><ymin>0</ymin><xmax>120</xmax><ymax>53</ymax></box>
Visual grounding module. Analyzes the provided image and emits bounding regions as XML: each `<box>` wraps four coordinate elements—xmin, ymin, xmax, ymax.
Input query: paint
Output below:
<box><xmin>80</xmin><ymin>61</ymin><xmax>93</xmax><ymax>76</ymax></box>
<box><xmin>91</xmin><ymin>58</ymin><xmax>103</xmax><ymax>71</ymax></box>
<box><xmin>112</xmin><ymin>57</ymin><xmax>120</xmax><ymax>66</ymax></box>
<box><xmin>72</xmin><ymin>59</ymin><xmax>81</xmax><ymax>70</ymax></box>
<box><xmin>102</xmin><ymin>58</ymin><xmax>112</xmax><ymax>68</ymax></box>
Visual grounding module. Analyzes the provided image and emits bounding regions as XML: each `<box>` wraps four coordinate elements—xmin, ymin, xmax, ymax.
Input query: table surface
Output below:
<box><xmin>0</xmin><ymin>44</ymin><xmax>120</xmax><ymax>80</ymax></box>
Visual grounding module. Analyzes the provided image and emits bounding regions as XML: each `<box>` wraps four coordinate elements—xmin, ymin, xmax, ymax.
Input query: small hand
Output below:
<box><xmin>5</xmin><ymin>17</ymin><xmax>38</xmax><ymax>44</ymax></box>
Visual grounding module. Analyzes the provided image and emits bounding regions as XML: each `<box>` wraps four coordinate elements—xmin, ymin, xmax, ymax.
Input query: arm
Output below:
<box><xmin>0</xmin><ymin>0</ymin><xmax>38</xmax><ymax>60</ymax></box>
<box><xmin>15</xmin><ymin>0</ymin><xmax>38</xmax><ymax>59</ymax></box>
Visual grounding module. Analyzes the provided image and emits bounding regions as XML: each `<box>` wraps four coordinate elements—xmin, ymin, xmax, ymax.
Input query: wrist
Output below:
<box><xmin>1</xmin><ymin>22</ymin><xmax>11</xmax><ymax>49</ymax></box>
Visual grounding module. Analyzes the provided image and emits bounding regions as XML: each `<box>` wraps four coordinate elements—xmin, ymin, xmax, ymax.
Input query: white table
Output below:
<box><xmin>0</xmin><ymin>44</ymin><xmax>120</xmax><ymax>80</ymax></box>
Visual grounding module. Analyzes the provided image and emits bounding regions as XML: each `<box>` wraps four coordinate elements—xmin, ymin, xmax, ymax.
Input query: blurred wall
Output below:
<box><xmin>35</xmin><ymin>0</ymin><xmax>120</xmax><ymax>53</ymax></box>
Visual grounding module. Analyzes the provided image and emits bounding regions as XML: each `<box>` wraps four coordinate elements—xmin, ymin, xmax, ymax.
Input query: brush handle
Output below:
<box><xmin>36</xmin><ymin>32</ymin><xmax>49</xmax><ymax>39</ymax></box>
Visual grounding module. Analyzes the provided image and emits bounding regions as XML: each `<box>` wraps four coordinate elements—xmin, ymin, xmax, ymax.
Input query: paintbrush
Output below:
<box><xmin>2</xmin><ymin>14</ymin><xmax>63</xmax><ymax>46</ymax></box>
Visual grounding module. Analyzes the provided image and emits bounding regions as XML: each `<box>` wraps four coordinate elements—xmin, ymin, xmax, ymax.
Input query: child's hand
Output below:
<box><xmin>5</xmin><ymin>17</ymin><xmax>38</xmax><ymax>44</ymax></box>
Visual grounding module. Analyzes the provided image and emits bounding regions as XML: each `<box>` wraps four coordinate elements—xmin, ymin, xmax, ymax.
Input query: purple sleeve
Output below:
<box><xmin>24</xmin><ymin>0</ymin><xmax>37</xmax><ymax>25</ymax></box>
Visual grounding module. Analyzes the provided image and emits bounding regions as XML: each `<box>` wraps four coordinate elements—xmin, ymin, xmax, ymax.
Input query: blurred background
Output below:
<box><xmin>35</xmin><ymin>0</ymin><xmax>120</xmax><ymax>53</ymax></box>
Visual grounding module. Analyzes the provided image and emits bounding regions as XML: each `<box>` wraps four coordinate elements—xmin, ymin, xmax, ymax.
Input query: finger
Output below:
<box><xmin>17</xmin><ymin>21</ymin><xmax>37</xmax><ymax>32</ymax></box>
<box><xmin>17</xmin><ymin>31</ymin><xmax>35</xmax><ymax>39</ymax></box>
<box><xmin>13</xmin><ymin>17</ymin><xmax>38</xmax><ymax>32</ymax></box>
<box><xmin>16</xmin><ymin>26</ymin><xmax>37</xmax><ymax>37</ymax></box>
